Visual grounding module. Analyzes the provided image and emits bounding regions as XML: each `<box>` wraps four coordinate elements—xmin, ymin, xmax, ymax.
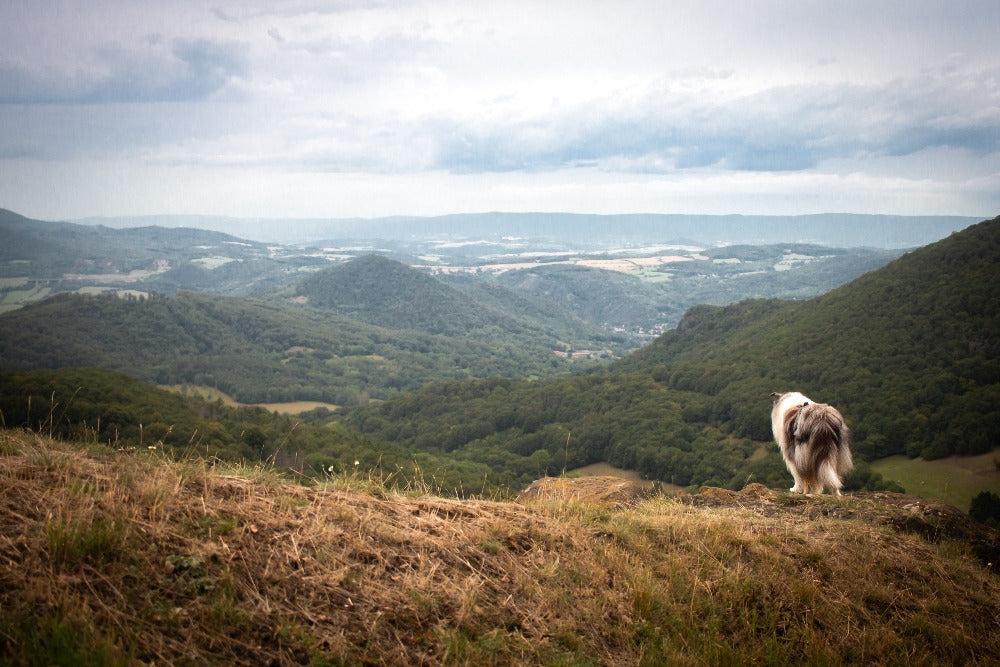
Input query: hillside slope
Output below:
<box><xmin>345</xmin><ymin>216</ymin><xmax>1000</xmax><ymax>494</ymax></box>
<box><xmin>295</xmin><ymin>254</ymin><xmax>612</xmax><ymax>345</ymax></box>
<box><xmin>483</xmin><ymin>243</ymin><xmax>903</xmax><ymax>334</ymax></box>
<box><xmin>0</xmin><ymin>208</ymin><xmax>272</xmax><ymax>278</ymax></box>
<box><xmin>1</xmin><ymin>432</ymin><xmax>997</xmax><ymax>665</ymax></box>
<box><xmin>623</xmin><ymin>215</ymin><xmax>1000</xmax><ymax>459</ymax></box>
<box><xmin>0</xmin><ymin>290</ymin><xmax>609</xmax><ymax>404</ymax></box>
<box><xmin>0</xmin><ymin>208</ymin><xmax>914</xmax><ymax>339</ymax></box>
<box><xmin>296</xmin><ymin>255</ymin><xmax>489</xmax><ymax>335</ymax></box>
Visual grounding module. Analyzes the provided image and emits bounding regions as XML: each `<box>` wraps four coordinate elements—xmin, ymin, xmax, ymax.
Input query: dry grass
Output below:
<box><xmin>2</xmin><ymin>429</ymin><xmax>999</xmax><ymax>666</ymax></box>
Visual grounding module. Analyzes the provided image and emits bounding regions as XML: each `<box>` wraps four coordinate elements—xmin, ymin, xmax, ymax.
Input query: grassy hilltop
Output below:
<box><xmin>2</xmin><ymin>430</ymin><xmax>998</xmax><ymax>666</ymax></box>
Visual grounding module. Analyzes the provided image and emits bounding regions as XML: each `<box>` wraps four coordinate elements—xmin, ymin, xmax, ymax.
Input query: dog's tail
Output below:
<box><xmin>794</xmin><ymin>403</ymin><xmax>853</xmax><ymax>494</ymax></box>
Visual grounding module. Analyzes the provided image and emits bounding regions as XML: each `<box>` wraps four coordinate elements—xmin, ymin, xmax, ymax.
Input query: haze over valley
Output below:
<box><xmin>2</xmin><ymin>210</ymin><xmax>972</xmax><ymax>341</ymax></box>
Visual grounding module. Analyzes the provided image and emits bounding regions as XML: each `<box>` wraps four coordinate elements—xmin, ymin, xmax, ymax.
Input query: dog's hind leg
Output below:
<box><xmin>818</xmin><ymin>461</ymin><xmax>843</xmax><ymax>497</ymax></box>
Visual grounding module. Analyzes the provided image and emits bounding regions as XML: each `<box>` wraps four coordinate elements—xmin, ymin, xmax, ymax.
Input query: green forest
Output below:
<box><xmin>0</xmin><ymin>287</ymin><xmax>619</xmax><ymax>405</ymax></box>
<box><xmin>342</xmin><ymin>217</ymin><xmax>1000</xmax><ymax>491</ymax></box>
<box><xmin>0</xmin><ymin>216</ymin><xmax>997</xmax><ymax>501</ymax></box>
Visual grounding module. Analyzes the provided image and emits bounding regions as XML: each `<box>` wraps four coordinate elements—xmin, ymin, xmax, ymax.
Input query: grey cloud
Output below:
<box><xmin>0</xmin><ymin>38</ymin><xmax>249</xmax><ymax>105</ymax></box>
<box><xmin>423</xmin><ymin>68</ymin><xmax>1000</xmax><ymax>175</ymax></box>
<box><xmin>882</xmin><ymin>125</ymin><xmax>1000</xmax><ymax>158</ymax></box>
<box><xmin>0</xmin><ymin>66</ymin><xmax>63</xmax><ymax>105</ymax></box>
<box><xmin>82</xmin><ymin>38</ymin><xmax>250</xmax><ymax>103</ymax></box>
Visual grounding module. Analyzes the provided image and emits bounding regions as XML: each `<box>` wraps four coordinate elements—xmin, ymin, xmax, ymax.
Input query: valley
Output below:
<box><xmin>0</xmin><ymin>208</ymin><xmax>948</xmax><ymax>338</ymax></box>
<box><xmin>0</xmin><ymin>209</ymin><xmax>997</xmax><ymax>519</ymax></box>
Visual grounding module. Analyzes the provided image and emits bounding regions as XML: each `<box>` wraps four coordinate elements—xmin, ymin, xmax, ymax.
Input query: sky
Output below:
<box><xmin>1</xmin><ymin>0</ymin><xmax>999</xmax><ymax>222</ymax></box>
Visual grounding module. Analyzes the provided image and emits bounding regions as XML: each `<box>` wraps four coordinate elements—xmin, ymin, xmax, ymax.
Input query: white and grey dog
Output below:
<box><xmin>770</xmin><ymin>391</ymin><xmax>853</xmax><ymax>496</ymax></box>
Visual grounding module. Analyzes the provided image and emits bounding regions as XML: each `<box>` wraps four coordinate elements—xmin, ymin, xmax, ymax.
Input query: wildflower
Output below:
<box><xmin>354</xmin><ymin>460</ymin><xmax>360</xmax><ymax>467</ymax></box>
<box><xmin>148</xmin><ymin>446</ymin><xmax>157</xmax><ymax>451</ymax></box>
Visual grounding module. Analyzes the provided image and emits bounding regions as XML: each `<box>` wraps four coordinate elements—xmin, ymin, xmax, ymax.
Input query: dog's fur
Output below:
<box><xmin>770</xmin><ymin>391</ymin><xmax>853</xmax><ymax>496</ymax></box>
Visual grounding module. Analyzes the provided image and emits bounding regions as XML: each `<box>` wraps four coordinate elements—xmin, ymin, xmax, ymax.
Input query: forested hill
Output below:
<box><xmin>618</xmin><ymin>215</ymin><xmax>1000</xmax><ymax>459</ymax></box>
<box><xmin>344</xmin><ymin>216</ymin><xmax>1000</xmax><ymax>490</ymax></box>
<box><xmin>295</xmin><ymin>254</ymin><xmax>595</xmax><ymax>339</ymax></box>
<box><xmin>0</xmin><ymin>208</ymin><xmax>263</xmax><ymax>274</ymax></box>
<box><xmin>0</xmin><ymin>285</ymin><xmax>618</xmax><ymax>405</ymax></box>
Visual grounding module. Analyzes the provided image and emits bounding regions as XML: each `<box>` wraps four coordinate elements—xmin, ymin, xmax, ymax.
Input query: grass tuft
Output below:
<box><xmin>1</xmin><ymin>430</ymin><xmax>998</xmax><ymax>665</ymax></box>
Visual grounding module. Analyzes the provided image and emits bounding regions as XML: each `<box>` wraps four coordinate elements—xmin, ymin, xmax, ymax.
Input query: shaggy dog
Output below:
<box><xmin>770</xmin><ymin>391</ymin><xmax>853</xmax><ymax>496</ymax></box>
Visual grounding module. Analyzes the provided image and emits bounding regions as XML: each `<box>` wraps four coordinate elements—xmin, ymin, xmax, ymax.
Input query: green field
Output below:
<box><xmin>871</xmin><ymin>448</ymin><xmax>1000</xmax><ymax>511</ymax></box>
<box><xmin>161</xmin><ymin>384</ymin><xmax>338</xmax><ymax>414</ymax></box>
<box><xmin>0</xmin><ymin>283</ymin><xmax>50</xmax><ymax>312</ymax></box>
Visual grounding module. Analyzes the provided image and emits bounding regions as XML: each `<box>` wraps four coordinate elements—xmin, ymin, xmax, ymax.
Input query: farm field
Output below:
<box><xmin>160</xmin><ymin>384</ymin><xmax>338</xmax><ymax>415</ymax></box>
<box><xmin>0</xmin><ymin>279</ymin><xmax>50</xmax><ymax>313</ymax></box>
<box><xmin>871</xmin><ymin>448</ymin><xmax>1000</xmax><ymax>511</ymax></box>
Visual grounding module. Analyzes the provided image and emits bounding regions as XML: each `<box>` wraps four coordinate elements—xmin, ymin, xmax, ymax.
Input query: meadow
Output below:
<box><xmin>871</xmin><ymin>448</ymin><xmax>1000</xmax><ymax>511</ymax></box>
<box><xmin>161</xmin><ymin>384</ymin><xmax>338</xmax><ymax>414</ymax></box>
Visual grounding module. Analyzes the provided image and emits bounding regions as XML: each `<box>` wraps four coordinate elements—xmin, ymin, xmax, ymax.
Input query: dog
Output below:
<box><xmin>770</xmin><ymin>391</ymin><xmax>853</xmax><ymax>496</ymax></box>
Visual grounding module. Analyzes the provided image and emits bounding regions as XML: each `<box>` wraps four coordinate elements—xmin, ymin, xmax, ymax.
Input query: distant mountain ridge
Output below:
<box><xmin>1</xmin><ymin>208</ymin><xmax>257</xmax><ymax>266</ymax></box>
<box><xmin>3</xmin><ymin>208</ymin><xmax>912</xmax><ymax>335</ymax></box>
<box><xmin>73</xmin><ymin>211</ymin><xmax>981</xmax><ymax>247</ymax></box>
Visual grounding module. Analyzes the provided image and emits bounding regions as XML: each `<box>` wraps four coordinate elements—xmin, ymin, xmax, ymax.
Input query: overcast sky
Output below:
<box><xmin>1</xmin><ymin>0</ymin><xmax>998</xmax><ymax>221</ymax></box>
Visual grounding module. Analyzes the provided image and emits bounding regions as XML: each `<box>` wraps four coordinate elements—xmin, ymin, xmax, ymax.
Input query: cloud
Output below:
<box><xmin>1</xmin><ymin>0</ymin><xmax>998</xmax><ymax>218</ymax></box>
<box><xmin>212</xmin><ymin>0</ymin><xmax>384</xmax><ymax>22</ymax></box>
<box><xmin>409</xmin><ymin>63</ymin><xmax>1000</xmax><ymax>177</ymax></box>
<box><xmin>0</xmin><ymin>34</ymin><xmax>249</xmax><ymax>105</ymax></box>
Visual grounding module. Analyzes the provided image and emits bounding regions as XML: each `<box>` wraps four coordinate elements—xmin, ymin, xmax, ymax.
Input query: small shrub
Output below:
<box><xmin>969</xmin><ymin>491</ymin><xmax>1000</xmax><ymax>528</ymax></box>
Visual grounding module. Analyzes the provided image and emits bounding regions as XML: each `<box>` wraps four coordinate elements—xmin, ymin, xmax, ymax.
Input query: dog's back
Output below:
<box><xmin>794</xmin><ymin>403</ymin><xmax>852</xmax><ymax>494</ymax></box>
<box><xmin>770</xmin><ymin>392</ymin><xmax>853</xmax><ymax>495</ymax></box>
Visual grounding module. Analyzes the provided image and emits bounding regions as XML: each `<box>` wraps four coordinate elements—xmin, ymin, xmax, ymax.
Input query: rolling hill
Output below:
<box><xmin>0</xmin><ymin>208</ymin><xmax>310</xmax><ymax>306</ymax></box>
<box><xmin>0</xmin><ymin>208</ymin><xmax>938</xmax><ymax>338</ymax></box>
<box><xmin>477</xmin><ymin>243</ymin><xmax>901</xmax><ymax>333</ymax></box>
<box><xmin>2</xmin><ymin>208</ymin><xmax>996</xmax><ymax>506</ymax></box>
<box><xmin>294</xmin><ymin>254</ymin><xmax>607</xmax><ymax>342</ymax></box>
<box><xmin>343</xmin><ymin>216</ymin><xmax>1000</xmax><ymax>496</ymax></box>
<box><xmin>0</xmin><ymin>256</ymin><xmax>626</xmax><ymax>404</ymax></box>
<box><xmin>0</xmin><ymin>208</ymin><xmax>272</xmax><ymax>277</ymax></box>
<box><xmin>2</xmin><ymin>208</ymin><xmax>927</xmax><ymax>349</ymax></box>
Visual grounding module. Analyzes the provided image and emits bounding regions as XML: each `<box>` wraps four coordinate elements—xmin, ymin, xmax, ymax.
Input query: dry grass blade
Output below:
<box><xmin>1</xmin><ymin>430</ymin><xmax>998</xmax><ymax>665</ymax></box>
